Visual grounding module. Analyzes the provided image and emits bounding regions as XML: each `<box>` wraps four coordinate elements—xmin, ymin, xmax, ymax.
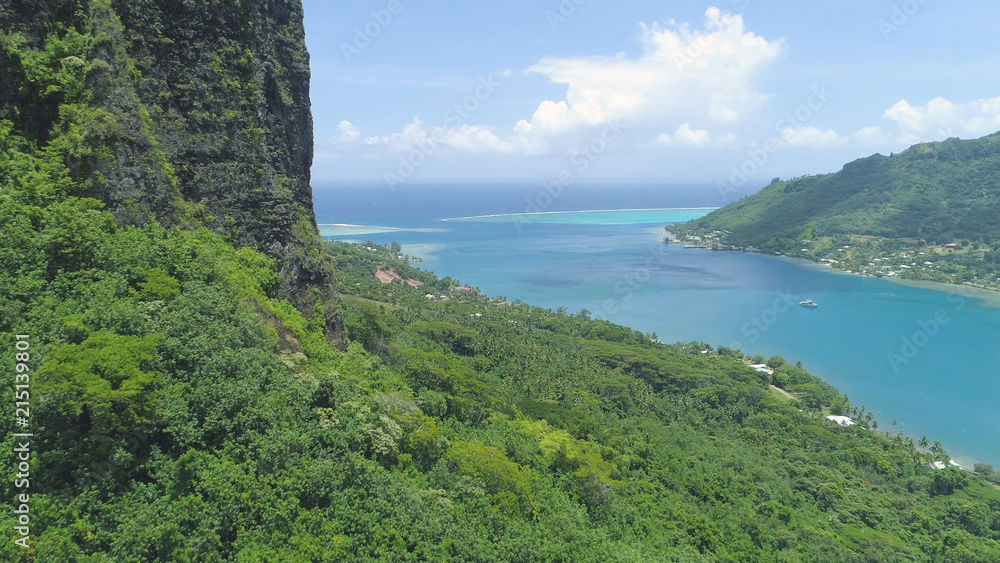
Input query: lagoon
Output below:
<box><xmin>314</xmin><ymin>183</ymin><xmax>1000</xmax><ymax>466</ymax></box>
<box><xmin>441</xmin><ymin>208</ymin><xmax>716</xmax><ymax>226</ymax></box>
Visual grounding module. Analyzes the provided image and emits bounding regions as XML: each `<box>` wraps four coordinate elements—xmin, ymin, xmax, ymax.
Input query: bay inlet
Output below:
<box><xmin>315</xmin><ymin>189</ymin><xmax>1000</xmax><ymax>466</ymax></box>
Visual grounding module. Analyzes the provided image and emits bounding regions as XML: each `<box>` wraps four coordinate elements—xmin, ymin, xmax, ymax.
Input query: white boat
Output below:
<box><xmin>799</xmin><ymin>299</ymin><xmax>818</xmax><ymax>308</ymax></box>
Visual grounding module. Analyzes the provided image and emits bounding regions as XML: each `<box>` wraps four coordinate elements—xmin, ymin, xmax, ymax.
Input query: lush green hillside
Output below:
<box><xmin>673</xmin><ymin>134</ymin><xmax>1000</xmax><ymax>288</ymax></box>
<box><xmin>4</xmin><ymin>196</ymin><xmax>1000</xmax><ymax>559</ymax></box>
<box><xmin>690</xmin><ymin>134</ymin><xmax>1000</xmax><ymax>246</ymax></box>
<box><xmin>0</xmin><ymin>0</ymin><xmax>342</xmax><ymax>335</ymax></box>
<box><xmin>2</xmin><ymin>2</ymin><xmax>1000</xmax><ymax>561</ymax></box>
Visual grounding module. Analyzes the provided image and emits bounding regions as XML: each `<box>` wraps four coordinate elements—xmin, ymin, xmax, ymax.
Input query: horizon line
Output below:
<box><xmin>440</xmin><ymin>207</ymin><xmax>720</xmax><ymax>222</ymax></box>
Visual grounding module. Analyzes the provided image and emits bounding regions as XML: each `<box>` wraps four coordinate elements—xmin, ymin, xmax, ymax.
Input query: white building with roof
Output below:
<box><xmin>826</xmin><ymin>415</ymin><xmax>855</xmax><ymax>427</ymax></box>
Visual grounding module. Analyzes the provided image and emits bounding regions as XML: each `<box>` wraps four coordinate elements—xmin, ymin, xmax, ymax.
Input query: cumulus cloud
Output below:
<box><xmin>882</xmin><ymin>96</ymin><xmax>1000</xmax><ymax>143</ymax></box>
<box><xmin>336</xmin><ymin>120</ymin><xmax>360</xmax><ymax>143</ymax></box>
<box><xmin>779</xmin><ymin>126</ymin><xmax>848</xmax><ymax>148</ymax></box>
<box><xmin>846</xmin><ymin>96</ymin><xmax>1000</xmax><ymax>152</ymax></box>
<box><xmin>655</xmin><ymin>123</ymin><xmax>713</xmax><ymax>147</ymax></box>
<box><xmin>522</xmin><ymin>7</ymin><xmax>783</xmax><ymax>139</ymax></box>
<box><xmin>326</xmin><ymin>8</ymin><xmax>782</xmax><ymax>159</ymax></box>
<box><xmin>314</xmin><ymin>121</ymin><xmax>365</xmax><ymax>161</ymax></box>
<box><xmin>852</xmin><ymin>126</ymin><xmax>886</xmax><ymax>147</ymax></box>
<box><xmin>348</xmin><ymin>118</ymin><xmax>549</xmax><ymax>156</ymax></box>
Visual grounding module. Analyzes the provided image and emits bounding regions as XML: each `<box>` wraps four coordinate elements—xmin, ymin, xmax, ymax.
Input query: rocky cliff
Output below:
<box><xmin>0</xmin><ymin>0</ymin><xmax>342</xmax><ymax>342</ymax></box>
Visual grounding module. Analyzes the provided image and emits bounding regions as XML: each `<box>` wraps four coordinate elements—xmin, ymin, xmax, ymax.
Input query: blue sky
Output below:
<box><xmin>302</xmin><ymin>0</ymin><xmax>1000</xmax><ymax>193</ymax></box>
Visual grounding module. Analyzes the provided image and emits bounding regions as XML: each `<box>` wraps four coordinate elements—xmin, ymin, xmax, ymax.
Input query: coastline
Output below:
<box><xmin>649</xmin><ymin>226</ymin><xmax>675</xmax><ymax>240</ymax></box>
<box><xmin>662</xmin><ymin>224</ymin><xmax>1000</xmax><ymax>465</ymax></box>
<box><xmin>883</xmin><ymin>278</ymin><xmax>1000</xmax><ymax>308</ymax></box>
<box><xmin>662</xmin><ymin>227</ymin><xmax>1000</xmax><ymax>310</ymax></box>
<box><xmin>776</xmin><ymin>255</ymin><xmax>1000</xmax><ymax>309</ymax></box>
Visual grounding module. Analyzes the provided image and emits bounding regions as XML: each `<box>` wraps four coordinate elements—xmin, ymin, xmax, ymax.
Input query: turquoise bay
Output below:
<box><xmin>315</xmin><ymin>184</ymin><xmax>1000</xmax><ymax>466</ymax></box>
<box><xmin>441</xmin><ymin>208</ymin><xmax>716</xmax><ymax>226</ymax></box>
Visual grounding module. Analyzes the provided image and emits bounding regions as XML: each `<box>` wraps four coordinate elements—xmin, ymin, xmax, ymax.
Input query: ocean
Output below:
<box><xmin>314</xmin><ymin>182</ymin><xmax>1000</xmax><ymax>467</ymax></box>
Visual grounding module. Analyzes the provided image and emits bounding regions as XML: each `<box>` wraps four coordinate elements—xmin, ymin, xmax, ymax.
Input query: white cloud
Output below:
<box><xmin>853</xmin><ymin>126</ymin><xmax>886</xmax><ymax>147</ymax></box>
<box><xmin>842</xmin><ymin>96</ymin><xmax>1000</xmax><ymax>155</ymax></box>
<box><xmin>656</xmin><ymin>123</ymin><xmax>713</xmax><ymax>147</ymax></box>
<box><xmin>523</xmin><ymin>7</ymin><xmax>783</xmax><ymax>139</ymax></box>
<box><xmin>336</xmin><ymin>120</ymin><xmax>360</xmax><ymax>142</ymax></box>
<box><xmin>763</xmin><ymin>95</ymin><xmax>1000</xmax><ymax>159</ymax></box>
<box><xmin>313</xmin><ymin>121</ymin><xmax>366</xmax><ymax>161</ymax></box>
<box><xmin>437</xmin><ymin>124</ymin><xmax>547</xmax><ymax>155</ymax></box>
<box><xmin>780</xmin><ymin>126</ymin><xmax>848</xmax><ymax>148</ymax></box>
<box><xmin>882</xmin><ymin>96</ymin><xmax>1000</xmax><ymax>141</ymax></box>
<box><xmin>343</xmin><ymin>118</ymin><xmax>549</xmax><ymax>156</ymax></box>
<box><xmin>322</xmin><ymin>8</ymin><xmax>783</xmax><ymax>159</ymax></box>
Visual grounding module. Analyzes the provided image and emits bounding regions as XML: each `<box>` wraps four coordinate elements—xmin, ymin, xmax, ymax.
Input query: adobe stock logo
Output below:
<box><xmin>716</xmin><ymin>85</ymin><xmax>833</xmax><ymax>203</ymax></box>
<box><xmin>341</xmin><ymin>0</ymin><xmax>406</xmax><ymax>63</ymax></box>
<box><xmin>878</xmin><ymin>0</ymin><xmax>931</xmax><ymax>40</ymax></box>
<box><xmin>511</xmin><ymin>119</ymin><xmax>625</xmax><ymax>233</ymax></box>
<box><xmin>887</xmin><ymin>293</ymin><xmax>965</xmax><ymax>373</ymax></box>
<box><xmin>546</xmin><ymin>0</ymin><xmax>587</xmax><ymax>31</ymax></box>
<box><xmin>385</xmin><ymin>73</ymin><xmax>505</xmax><ymax>190</ymax></box>
<box><xmin>728</xmin><ymin>289</ymin><xmax>797</xmax><ymax>351</ymax></box>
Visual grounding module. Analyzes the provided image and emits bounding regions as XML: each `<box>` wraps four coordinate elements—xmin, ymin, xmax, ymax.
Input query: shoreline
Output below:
<box><xmin>662</xmin><ymin>228</ymin><xmax>1000</xmax><ymax>309</ymax></box>
<box><xmin>774</xmin><ymin>254</ymin><xmax>1000</xmax><ymax>309</ymax></box>
<box><xmin>661</xmin><ymin>225</ymin><xmax>1000</xmax><ymax>464</ymax></box>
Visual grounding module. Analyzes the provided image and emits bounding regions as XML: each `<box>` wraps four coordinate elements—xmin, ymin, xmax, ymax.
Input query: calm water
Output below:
<box><xmin>314</xmin><ymin>183</ymin><xmax>1000</xmax><ymax>466</ymax></box>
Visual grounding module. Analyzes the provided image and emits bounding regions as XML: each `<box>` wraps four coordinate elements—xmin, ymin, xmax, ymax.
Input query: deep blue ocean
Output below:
<box><xmin>314</xmin><ymin>182</ymin><xmax>1000</xmax><ymax>466</ymax></box>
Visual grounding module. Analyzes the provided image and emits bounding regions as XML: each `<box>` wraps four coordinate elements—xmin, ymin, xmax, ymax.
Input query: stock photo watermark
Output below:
<box><xmin>591</xmin><ymin>244</ymin><xmax>672</xmax><ymax>321</ymax></box>
<box><xmin>546</xmin><ymin>0</ymin><xmax>588</xmax><ymax>31</ymax></box>
<box><xmin>341</xmin><ymin>0</ymin><xmax>407</xmax><ymax>63</ymax></box>
<box><xmin>384</xmin><ymin>72</ymin><xmax>506</xmax><ymax>189</ymax></box>
<box><xmin>878</xmin><ymin>0</ymin><xmax>931</xmax><ymax>40</ymax></box>
<box><xmin>729</xmin><ymin>289</ymin><xmax>798</xmax><ymax>350</ymax></box>
<box><xmin>511</xmin><ymin>119</ymin><xmax>625</xmax><ymax>233</ymax></box>
<box><xmin>672</xmin><ymin>34</ymin><xmax>716</xmax><ymax>70</ymax></box>
<box><xmin>717</xmin><ymin>85</ymin><xmax>833</xmax><ymax>202</ymax></box>
<box><xmin>11</xmin><ymin>334</ymin><xmax>32</xmax><ymax>549</ymax></box>
<box><xmin>887</xmin><ymin>292</ymin><xmax>965</xmax><ymax>373</ymax></box>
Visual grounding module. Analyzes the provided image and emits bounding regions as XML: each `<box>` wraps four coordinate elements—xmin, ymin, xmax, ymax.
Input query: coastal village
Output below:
<box><xmin>667</xmin><ymin>228</ymin><xmax>1000</xmax><ymax>292</ymax></box>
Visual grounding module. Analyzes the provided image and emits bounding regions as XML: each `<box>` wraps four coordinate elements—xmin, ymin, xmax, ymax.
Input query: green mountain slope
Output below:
<box><xmin>693</xmin><ymin>134</ymin><xmax>1000</xmax><ymax>246</ymax></box>
<box><xmin>675</xmin><ymin>134</ymin><xmax>1000</xmax><ymax>287</ymax></box>
<box><xmin>1</xmin><ymin>2</ymin><xmax>999</xmax><ymax>561</ymax></box>
<box><xmin>4</xmin><ymin>217</ymin><xmax>1000</xmax><ymax>560</ymax></box>
<box><xmin>0</xmin><ymin>0</ymin><xmax>342</xmax><ymax>336</ymax></box>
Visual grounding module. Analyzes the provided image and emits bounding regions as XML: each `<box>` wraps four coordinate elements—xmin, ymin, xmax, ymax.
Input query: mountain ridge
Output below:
<box><xmin>699</xmin><ymin>133</ymin><xmax>1000</xmax><ymax>241</ymax></box>
<box><xmin>674</xmin><ymin>133</ymin><xmax>1000</xmax><ymax>288</ymax></box>
<box><xmin>0</xmin><ymin>0</ymin><xmax>343</xmax><ymax>340</ymax></box>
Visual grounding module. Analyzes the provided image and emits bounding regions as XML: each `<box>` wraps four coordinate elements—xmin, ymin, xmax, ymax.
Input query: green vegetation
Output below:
<box><xmin>1</xmin><ymin>2</ymin><xmax>998</xmax><ymax>561</ymax></box>
<box><xmin>672</xmin><ymin>134</ymin><xmax>1000</xmax><ymax>289</ymax></box>
<box><xmin>1</xmin><ymin>0</ymin><xmax>334</xmax><ymax>316</ymax></box>
<box><xmin>6</xmin><ymin>195</ymin><xmax>1000</xmax><ymax>559</ymax></box>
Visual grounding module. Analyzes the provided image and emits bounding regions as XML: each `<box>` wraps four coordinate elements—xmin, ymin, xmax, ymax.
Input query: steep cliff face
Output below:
<box><xmin>0</xmin><ymin>0</ymin><xmax>343</xmax><ymax>343</ymax></box>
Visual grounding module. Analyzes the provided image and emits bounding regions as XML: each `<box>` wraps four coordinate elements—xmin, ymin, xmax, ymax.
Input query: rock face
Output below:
<box><xmin>0</xmin><ymin>0</ymin><xmax>344</xmax><ymax>343</ymax></box>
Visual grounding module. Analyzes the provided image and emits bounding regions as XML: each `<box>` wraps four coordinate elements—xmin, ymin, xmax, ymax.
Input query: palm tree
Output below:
<box><xmin>918</xmin><ymin>436</ymin><xmax>929</xmax><ymax>449</ymax></box>
<box><xmin>930</xmin><ymin>441</ymin><xmax>948</xmax><ymax>462</ymax></box>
